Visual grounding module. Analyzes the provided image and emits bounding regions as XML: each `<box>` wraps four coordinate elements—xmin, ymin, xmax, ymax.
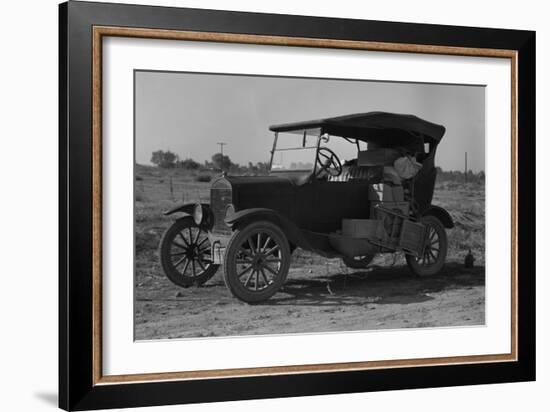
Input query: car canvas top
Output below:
<box><xmin>269</xmin><ymin>111</ymin><xmax>446</xmax><ymax>147</ymax></box>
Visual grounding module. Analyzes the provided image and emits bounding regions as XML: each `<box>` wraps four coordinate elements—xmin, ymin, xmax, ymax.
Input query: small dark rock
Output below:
<box><xmin>464</xmin><ymin>249</ymin><xmax>475</xmax><ymax>268</ymax></box>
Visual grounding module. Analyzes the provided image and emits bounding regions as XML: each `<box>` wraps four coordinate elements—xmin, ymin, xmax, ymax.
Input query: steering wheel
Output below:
<box><xmin>316</xmin><ymin>147</ymin><xmax>343</xmax><ymax>177</ymax></box>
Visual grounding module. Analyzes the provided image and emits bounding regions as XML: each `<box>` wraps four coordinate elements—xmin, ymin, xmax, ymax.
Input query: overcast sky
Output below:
<box><xmin>135</xmin><ymin>71</ymin><xmax>485</xmax><ymax>172</ymax></box>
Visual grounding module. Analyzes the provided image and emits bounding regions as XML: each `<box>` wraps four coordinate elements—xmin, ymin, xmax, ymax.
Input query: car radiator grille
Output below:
<box><xmin>210</xmin><ymin>187</ymin><xmax>232</xmax><ymax>234</ymax></box>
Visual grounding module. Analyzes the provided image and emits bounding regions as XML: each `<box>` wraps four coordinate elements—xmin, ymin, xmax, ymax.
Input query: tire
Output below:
<box><xmin>342</xmin><ymin>254</ymin><xmax>375</xmax><ymax>269</ymax></box>
<box><xmin>159</xmin><ymin>216</ymin><xmax>219</xmax><ymax>287</ymax></box>
<box><xmin>223</xmin><ymin>220</ymin><xmax>291</xmax><ymax>303</ymax></box>
<box><xmin>406</xmin><ymin>215</ymin><xmax>448</xmax><ymax>277</ymax></box>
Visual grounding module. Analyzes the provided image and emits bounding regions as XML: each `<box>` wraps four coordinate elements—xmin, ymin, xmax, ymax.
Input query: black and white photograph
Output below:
<box><xmin>134</xmin><ymin>71</ymin><xmax>486</xmax><ymax>340</ymax></box>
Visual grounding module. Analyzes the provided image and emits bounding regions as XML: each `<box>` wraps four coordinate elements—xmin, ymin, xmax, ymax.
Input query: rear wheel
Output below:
<box><xmin>159</xmin><ymin>217</ymin><xmax>219</xmax><ymax>287</ymax></box>
<box><xmin>406</xmin><ymin>215</ymin><xmax>447</xmax><ymax>277</ymax></box>
<box><xmin>223</xmin><ymin>220</ymin><xmax>291</xmax><ymax>303</ymax></box>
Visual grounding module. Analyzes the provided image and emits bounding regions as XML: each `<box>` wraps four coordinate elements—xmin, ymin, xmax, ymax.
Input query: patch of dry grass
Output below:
<box><xmin>432</xmin><ymin>181</ymin><xmax>485</xmax><ymax>265</ymax></box>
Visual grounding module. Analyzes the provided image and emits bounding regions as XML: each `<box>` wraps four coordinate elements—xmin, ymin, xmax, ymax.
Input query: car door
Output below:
<box><xmin>292</xmin><ymin>180</ymin><xmax>317</xmax><ymax>231</ymax></box>
<box><xmin>311</xmin><ymin>179</ymin><xmax>371</xmax><ymax>233</ymax></box>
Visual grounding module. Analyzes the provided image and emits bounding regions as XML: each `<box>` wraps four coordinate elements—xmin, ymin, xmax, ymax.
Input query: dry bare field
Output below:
<box><xmin>134</xmin><ymin>165</ymin><xmax>485</xmax><ymax>340</ymax></box>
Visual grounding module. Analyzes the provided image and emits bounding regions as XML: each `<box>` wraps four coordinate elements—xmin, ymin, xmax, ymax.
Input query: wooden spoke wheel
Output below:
<box><xmin>223</xmin><ymin>220</ymin><xmax>290</xmax><ymax>303</ymax></box>
<box><xmin>159</xmin><ymin>216</ymin><xmax>219</xmax><ymax>287</ymax></box>
<box><xmin>406</xmin><ymin>215</ymin><xmax>448</xmax><ymax>277</ymax></box>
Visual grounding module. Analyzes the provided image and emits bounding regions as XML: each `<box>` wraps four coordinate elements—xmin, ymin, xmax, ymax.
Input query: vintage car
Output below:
<box><xmin>159</xmin><ymin>112</ymin><xmax>454</xmax><ymax>303</ymax></box>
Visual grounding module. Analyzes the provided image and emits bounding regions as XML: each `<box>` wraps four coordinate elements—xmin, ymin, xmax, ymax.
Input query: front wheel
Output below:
<box><xmin>159</xmin><ymin>216</ymin><xmax>219</xmax><ymax>287</ymax></box>
<box><xmin>406</xmin><ymin>215</ymin><xmax>448</xmax><ymax>277</ymax></box>
<box><xmin>223</xmin><ymin>220</ymin><xmax>291</xmax><ymax>303</ymax></box>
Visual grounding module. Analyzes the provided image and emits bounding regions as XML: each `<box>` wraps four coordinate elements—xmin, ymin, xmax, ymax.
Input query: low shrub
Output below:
<box><xmin>195</xmin><ymin>173</ymin><xmax>212</xmax><ymax>182</ymax></box>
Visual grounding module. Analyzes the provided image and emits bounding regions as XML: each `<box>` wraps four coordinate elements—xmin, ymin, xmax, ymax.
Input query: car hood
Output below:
<box><xmin>211</xmin><ymin>174</ymin><xmax>298</xmax><ymax>213</ymax></box>
<box><xmin>224</xmin><ymin>174</ymin><xmax>297</xmax><ymax>189</ymax></box>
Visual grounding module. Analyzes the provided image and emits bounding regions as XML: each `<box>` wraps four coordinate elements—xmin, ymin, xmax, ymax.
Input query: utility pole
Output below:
<box><xmin>217</xmin><ymin>142</ymin><xmax>227</xmax><ymax>157</ymax></box>
<box><xmin>464</xmin><ymin>151</ymin><xmax>468</xmax><ymax>183</ymax></box>
<box><xmin>217</xmin><ymin>142</ymin><xmax>227</xmax><ymax>172</ymax></box>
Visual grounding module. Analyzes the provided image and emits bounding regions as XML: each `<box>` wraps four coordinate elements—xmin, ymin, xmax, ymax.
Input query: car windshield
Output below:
<box><xmin>270</xmin><ymin>129</ymin><xmax>319</xmax><ymax>172</ymax></box>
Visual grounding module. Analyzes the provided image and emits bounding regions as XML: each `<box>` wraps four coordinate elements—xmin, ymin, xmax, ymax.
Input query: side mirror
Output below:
<box><xmin>321</xmin><ymin>133</ymin><xmax>330</xmax><ymax>143</ymax></box>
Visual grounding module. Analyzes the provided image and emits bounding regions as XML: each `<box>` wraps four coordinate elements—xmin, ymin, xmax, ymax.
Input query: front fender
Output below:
<box><xmin>225</xmin><ymin>208</ymin><xmax>306</xmax><ymax>247</ymax></box>
<box><xmin>422</xmin><ymin>205</ymin><xmax>454</xmax><ymax>229</ymax></box>
<box><xmin>164</xmin><ymin>203</ymin><xmax>214</xmax><ymax>230</ymax></box>
<box><xmin>163</xmin><ymin>202</ymin><xmax>209</xmax><ymax>216</ymax></box>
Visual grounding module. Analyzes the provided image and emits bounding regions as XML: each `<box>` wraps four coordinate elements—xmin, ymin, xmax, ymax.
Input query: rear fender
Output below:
<box><xmin>421</xmin><ymin>205</ymin><xmax>454</xmax><ymax>228</ymax></box>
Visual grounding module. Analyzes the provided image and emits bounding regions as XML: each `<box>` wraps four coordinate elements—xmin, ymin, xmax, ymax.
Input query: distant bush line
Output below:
<box><xmin>435</xmin><ymin>167</ymin><xmax>485</xmax><ymax>184</ymax></box>
<box><xmin>149</xmin><ymin>150</ymin><xmax>270</xmax><ymax>177</ymax></box>
<box><xmin>148</xmin><ymin>150</ymin><xmax>485</xmax><ymax>183</ymax></box>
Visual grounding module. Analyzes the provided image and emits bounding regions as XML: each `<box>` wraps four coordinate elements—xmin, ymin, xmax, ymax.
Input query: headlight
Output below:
<box><xmin>224</xmin><ymin>204</ymin><xmax>235</xmax><ymax>221</ymax></box>
<box><xmin>193</xmin><ymin>203</ymin><xmax>203</xmax><ymax>225</ymax></box>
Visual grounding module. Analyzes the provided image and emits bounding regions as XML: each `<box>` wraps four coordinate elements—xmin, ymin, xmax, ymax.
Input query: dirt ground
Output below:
<box><xmin>135</xmin><ymin>254</ymin><xmax>484</xmax><ymax>340</ymax></box>
<box><xmin>134</xmin><ymin>165</ymin><xmax>485</xmax><ymax>340</ymax></box>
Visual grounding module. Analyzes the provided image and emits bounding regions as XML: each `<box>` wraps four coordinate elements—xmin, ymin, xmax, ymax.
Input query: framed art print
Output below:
<box><xmin>59</xmin><ymin>1</ymin><xmax>535</xmax><ymax>410</ymax></box>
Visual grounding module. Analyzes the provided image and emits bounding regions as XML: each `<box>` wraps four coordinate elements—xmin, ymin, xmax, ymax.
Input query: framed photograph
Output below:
<box><xmin>59</xmin><ymin>1</ymin><xmax>535</xmax><ymax>410</ymax></box>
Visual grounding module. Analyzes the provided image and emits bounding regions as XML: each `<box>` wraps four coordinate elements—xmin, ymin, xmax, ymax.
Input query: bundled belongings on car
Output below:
<box><xmin>330</xmin><ymin>203</ymin><xmax>425</xmax><ymax>258</ymax></box>
<box><xmin>394</xmin><ymin>155</ymin><xmax>423</xmax><ymax>179</ymax></box>
<box><xmin>330</xmin><ymin>147</ymin><xmax>427</xmax><ymax>257</ymax></box>
<box><xmin>357</xmin><ymin>147</ymin><xmax>400</xmax><ymax>167</ymax></box>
